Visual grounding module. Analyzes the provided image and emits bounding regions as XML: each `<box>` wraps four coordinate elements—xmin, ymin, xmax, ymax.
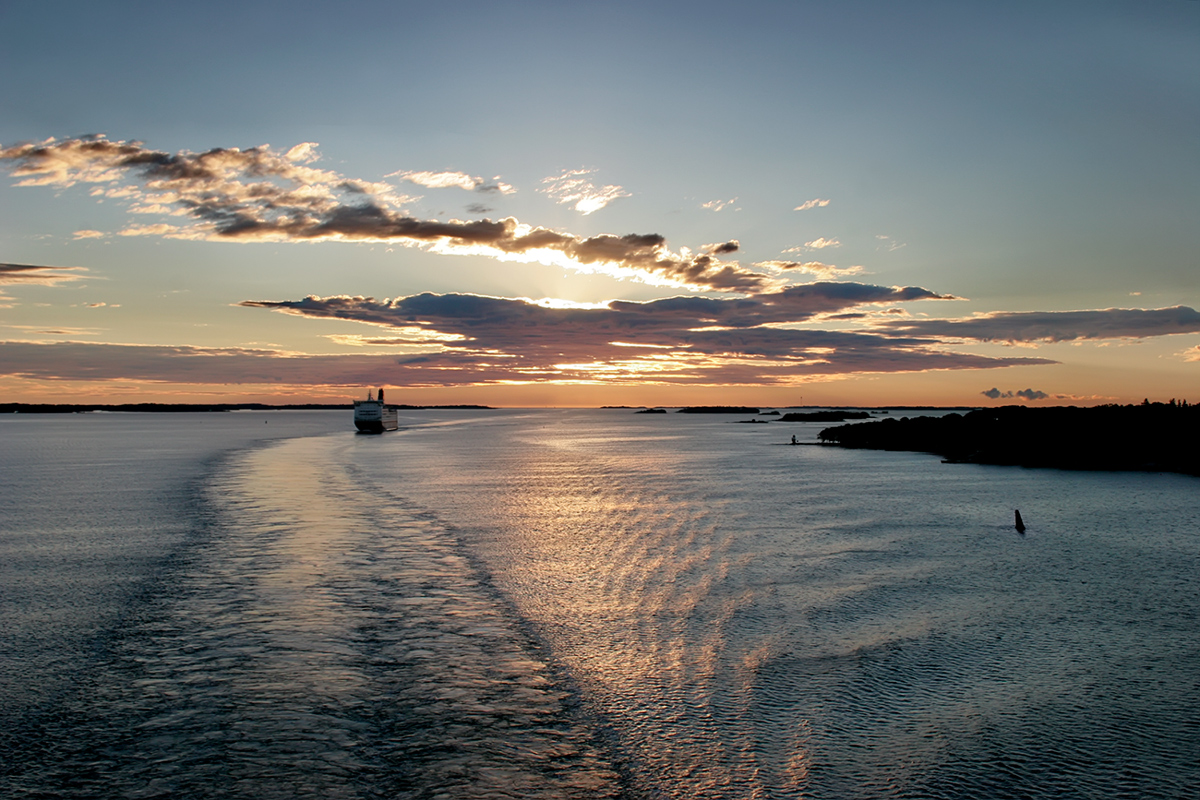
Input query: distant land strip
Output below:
<box><xmin>817</xmin><ymin>402</ymin><xmax>1199</xmax><ymax>476</ymax></box>
<box><xmin>0</xmin><ymin>403</ymin><xmax>492</xmax><ymax>413</ymax></box>
<box><xmin>778</xmin><ymin>411</ymin><xmax>872</xmax><ymax>422</ymax></box>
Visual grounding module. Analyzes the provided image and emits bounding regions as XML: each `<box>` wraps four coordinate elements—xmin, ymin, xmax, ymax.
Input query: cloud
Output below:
<box><xmin>72</xmin><ymin>229</ymin><xmax>106</xmax><ymax>240</ymax></box>
<box><xmin>701</xmin><ymin>198</ymin><xmax>738</xmax><ymax>212</ymax></box>
<box><xmin>0</xmin><ymin>262</ymin><xmax>88</xmax><ymax>285</ymax></box>
<box><xmin>326</xmin><ymin>330</ymin><xmax>465</xmax><ymax>347</ymax></box>
<box><xmin>875</xmin><ymin>234</ymin><xmax>906</xmax><ymax>251</ymax></box>
<box><xmin>390</xmin><ymin>169</ymin><xmax>515</xmax><ymax>194</ymax></box>
<box><xmin>0</xmin><ymin>340</ymin><xmax>437</xmax><ymax>386</ymax></box>
<box><xmin>3</xmin><ymin>324</ymin><xmax>101</xmax><ymax>336</ymax></box>
<box><xmin>754</xmin><ymin>260</ymin><xmax>865</xmax><ymax>279</ymax></box>
<box><xmin>785</xmin><ymin>238</ymin><xmax>841</xmax><ymax>251</ymax></box>
<box><xmin>540</xmin><ymin>168</ymin><xmax>630</xmax><ymax>214</ymax></box>
<box><xmin>0</xmin><ymin>261</ymin><xmax>1044</xmax><ymax>389</ymax></box>
<box><xmin>1181</xmin><ymin>346</ymin><xmax>1200</xmax><ymax>362</ymax></box>
<box><xmin>119</xmin><ymin>223</ymin><xmax>182</xmax><ymax>237</ymax></box>
<box><xmin>0</xmin><ymin>325</ymin><xmax>1049</xmax><ymax>389</ymax></box>
<box><xmin>808</xmin><ymin>238</ymin><xmax>840</xmax><ymax>249</ymax></box>
<box><xmin>704</xmin><ymin>240</ymin><xmax>740</xmax><ymax>255</ymax></box>
<box><xmin>794</xmin><ymin>199</ymin><xmax>830</xmax><ymax>211</ymax></box>
<box><xmin>228</xmin><ymin>283</ymin><xmax>1040</xmax><ymax>386</ymax></box>
<box><xmin>982</xmin><ymin>387</ymin><xmax>1050</xmax><ymax>401</ymax></box>
<box><xmin>285</xmin><ymin>142</ymin><xmax>321</xmax><ymax>163</ymax></box>
<box><xmin>0</xmin><ymin>135</ymin><xmax>414</xmax><ymax>227</ymax></box>
<box><xmin>242</xmin><ymin>282</ymin><xmax>953</xmax><ymax>333</ymax></box>
<box><xmin>0</xmin><ymin>262</ymin><xmax>89</xmax><ymax>306</ymax></box>
<box><xmin>0</xmin><ymin>137</ymin><xmax>771</xmax><ymax>293</ymax></box>
<box><xmin>883</xmin><ymin>306</ymin><xmax>1200</xmax><ymax>343</ymax></box>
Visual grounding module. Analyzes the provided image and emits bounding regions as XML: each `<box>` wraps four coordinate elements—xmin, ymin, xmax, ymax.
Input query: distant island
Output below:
<box><xmin>779</xmin><ymin>410</ymin><xmax>872</xmax><ymax>422</ymax></box>
<box><xmin>676</xmin><ymin>406</ymin><xmax>760</xmax><ymax>414</ymax></box>
<box><xmin>817</xmin><ymin>402</ymin><xmax>1199</xmax><ymax>476</ymax></box>
<box><xmin>1</xmin><ymin>403</ymin><xmax>493</xmax><ymax>413</ymax></box>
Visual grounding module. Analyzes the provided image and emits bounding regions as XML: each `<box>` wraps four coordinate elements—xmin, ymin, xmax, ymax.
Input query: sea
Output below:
<box><xmin>1</xmin><ymin>408</ymin><xmax>1197</xmax><ymax>799</ymax></box>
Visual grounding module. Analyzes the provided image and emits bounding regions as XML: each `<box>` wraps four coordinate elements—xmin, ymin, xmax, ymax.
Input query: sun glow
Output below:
<box><xmin>430</xmin><ymin>242</ymin><xmax>692</xmax><ymax>288</ymax></box>
<box><xmin>326</xmin><ymin>328</ymin><xmax>466</xmax><ymax>346</ymax></box>
<box><xmin>527</xmin><ymin>297</ymin><xmax>613</xmax><ymax>310</ymax></box>
<box><xmin>609</xmin><ymin>341</ymin><xmax>681</xmax><ymax>349</ymax></box>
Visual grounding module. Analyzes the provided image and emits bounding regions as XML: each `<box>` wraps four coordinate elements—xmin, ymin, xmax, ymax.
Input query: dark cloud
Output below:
<box><xmin>0</xmin><ymin>262</ymin><xmax>87</xmax><ymax>284</ymax></box>
<box><xmin>465</xmin><ymin>203</ymin><xmax>492</xmax><ymax>214</ymax></box>
<box><xmin>243</xmin><ymin>282</ymin><xmax>953</xmax><ymax>337</ymax></box>
<box><xmin>704</xmin><ymin>240</ymin><xmax>740</xmax><ymax>255</ymax></box>
<box><xmin>0</xmin><ymin>262</ymin><xmax>88</xmax><ymax>305</ymax></box>
<box><xmin>233</xmin><ymin>287</ymin><xmax>1048</xmax><ymax>386</ymax></box>
<box><xmin>1</xmin><ymin>263</ymin><xmax>48</xmax><ymax>276</ymax></box>
<box><xmin>983</xmin><ymin>387</ymin><xmax>1050</xmax><ymax>401</ymax></box>
<box><xmin>886</xmin><ymin>306</ymin><xmax>1200</xmax><ymax>342</ymax></box>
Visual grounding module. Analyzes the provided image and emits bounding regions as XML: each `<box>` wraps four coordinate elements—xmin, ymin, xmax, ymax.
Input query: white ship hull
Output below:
<box><xmin>353</xmin><ymin>388</ymin><xmax>399</xmax><ymax>432</ymax></box>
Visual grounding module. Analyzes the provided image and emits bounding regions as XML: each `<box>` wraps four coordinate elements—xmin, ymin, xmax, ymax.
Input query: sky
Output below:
<box><xmin>1</xmin><ymin>0</ymin><xmax>1196</xmax><ymax>407</ymax></box>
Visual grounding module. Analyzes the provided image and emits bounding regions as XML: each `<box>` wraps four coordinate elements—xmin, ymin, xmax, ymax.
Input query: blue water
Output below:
<box><xmin>2</xmin><ymin>409</ymin><xmax>1197</xmax><ymax>798</ymax></box>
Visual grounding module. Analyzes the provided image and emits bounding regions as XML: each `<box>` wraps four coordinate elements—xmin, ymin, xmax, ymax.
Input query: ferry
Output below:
<box><xmin>353</xmin><ymin>388</ymin><xmax>399</xmax><ymax>433</ymax></box>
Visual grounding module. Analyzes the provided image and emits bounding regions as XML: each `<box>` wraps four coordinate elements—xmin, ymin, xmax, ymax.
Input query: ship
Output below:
<box><xmin>353</xmin><ymin>387</ymin><xmax>399</xmax><ymax>433</ymax></box>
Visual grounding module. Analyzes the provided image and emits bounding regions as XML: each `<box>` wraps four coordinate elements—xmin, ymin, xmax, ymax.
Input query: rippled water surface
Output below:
<box><xmin>2</xmin><ymin>409</ymin><xmax>1198</xmax><ymax>798</ymax></box>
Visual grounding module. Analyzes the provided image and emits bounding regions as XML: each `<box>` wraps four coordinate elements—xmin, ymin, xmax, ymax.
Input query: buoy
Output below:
<box><xmin>1014</xmin><ymin>509</ymin><xmax>1026</xmax><ymax>533</ymax></box>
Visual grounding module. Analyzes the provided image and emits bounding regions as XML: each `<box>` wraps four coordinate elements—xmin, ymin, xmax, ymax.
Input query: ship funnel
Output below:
<box><xmin>378</xmin><ymin>388</ymin><xmax>385</xmax><ymax>403</ymax></box>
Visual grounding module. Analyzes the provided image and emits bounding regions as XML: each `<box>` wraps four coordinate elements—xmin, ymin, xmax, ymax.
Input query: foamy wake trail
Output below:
<box><xmin>38</xmin><ymin>435</ymin><xmax>620</xmax><ymax>799</ymax></box>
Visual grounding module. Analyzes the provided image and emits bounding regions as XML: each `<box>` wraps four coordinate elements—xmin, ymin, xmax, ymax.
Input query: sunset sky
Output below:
<box><xmin>2</xmin><ymin>0</ymin><xmax>1196</xmax><ymax>407</ymax></box>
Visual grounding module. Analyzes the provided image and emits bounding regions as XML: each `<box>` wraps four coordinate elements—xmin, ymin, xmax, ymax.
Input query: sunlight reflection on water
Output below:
<box><xmin>365</xmin><ymin>409</ymin><xmax>1200</xmax><ymax>799</ymax></box>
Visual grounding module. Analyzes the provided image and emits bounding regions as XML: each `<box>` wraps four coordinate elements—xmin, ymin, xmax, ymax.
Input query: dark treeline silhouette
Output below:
<box><xmin>676</xmin><ymin>406</ymin><xmax>760</xmax><ymax>414</ymax></box>
<box><xmin>779</xmin><ymin>411</ymin><xmax>872</xmax><ymax>422</ymax></box>
<box><xmin>817</xmin><ymin>402</ymin><xmax>1199</xmax><ymax>476</ymax></box>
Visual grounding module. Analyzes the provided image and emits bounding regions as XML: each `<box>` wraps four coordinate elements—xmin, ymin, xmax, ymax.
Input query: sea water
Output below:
<box><xmin>1</xmin><ymin>409</ymin><xmax>1197</xmax><ymax>798</ymax></box>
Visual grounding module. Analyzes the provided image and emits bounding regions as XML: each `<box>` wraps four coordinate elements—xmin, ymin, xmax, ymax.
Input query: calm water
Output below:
<box><xmin>1</xmin><ymin>409</ymin><xmax>1197</xmax><ymax>798</ymax></box>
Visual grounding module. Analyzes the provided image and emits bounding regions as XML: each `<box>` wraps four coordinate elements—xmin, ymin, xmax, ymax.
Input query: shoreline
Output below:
<box><xmin>0</xmin><ymin>403</ymin><xmax>493</xmax><ymax>414</ymax></box>
<box><xmin>816</xmin><ymin>402</ymin><xmax>1199</xmax><ymax>477</ymax></box>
